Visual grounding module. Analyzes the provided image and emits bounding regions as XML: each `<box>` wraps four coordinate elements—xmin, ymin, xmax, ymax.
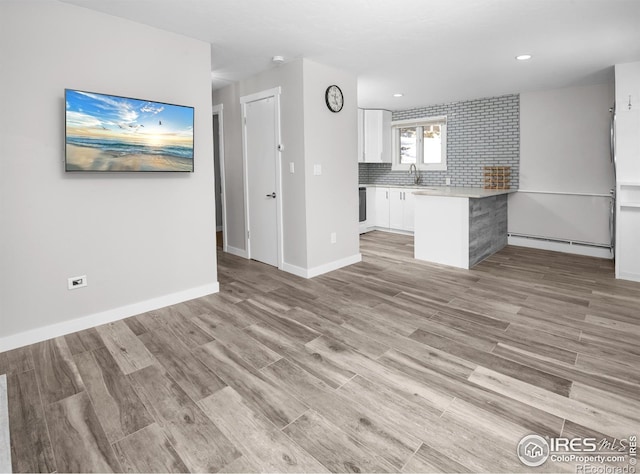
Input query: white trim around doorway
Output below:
<box><xmin>240</xmin><ymin>87</ymin><xmax>284</xmax><ymax>270</ymax></box>
<box><xmin>212</xmin><ymin>104</ymin><xmax>228</xmax><ymax>254</ymax></box>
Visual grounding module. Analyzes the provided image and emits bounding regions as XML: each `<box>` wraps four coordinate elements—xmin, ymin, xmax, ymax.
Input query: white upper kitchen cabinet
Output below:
<box><xmin>363</xmin><ymin>109</ymin><xmax>392</xmax><ymax>163</ymax></box>
<box><xmin>357</xmin><ymin>108</ymin><xmax>365</xmax><ymax>162</ymax></box>
<box><xmin>615</xmin><ymin>62</ymin><xmax>640</xmax><ymax>180</ymax></box>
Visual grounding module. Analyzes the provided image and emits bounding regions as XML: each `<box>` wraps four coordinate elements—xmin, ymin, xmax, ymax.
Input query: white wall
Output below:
<box><xmin>212</xmin><ymin>59</ymin><xmax>360</xmax><ymax>275</ymax></box>
<box><xmin>0</xmin><ymin>1</ymin><xmax>217</xmax><ymax>348</ymax></box>
<box><xmin>212</xmin><ymin>60</ymin><xmax>308</xmax><ymax>267</ymax></box>
<box><xmin>509</xmin><ymin>83</ymin><xmax>615</xmax><ymax>248</ymax></box>
<box><xmin>302</xmin><ymin>60</ymin><xmax>360</xmax><ymax>269</ymax></box>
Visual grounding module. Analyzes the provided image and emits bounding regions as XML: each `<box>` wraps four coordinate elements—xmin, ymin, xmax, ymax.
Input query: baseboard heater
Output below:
<box><xmin>508</xmin><ymin>232</ymin><xmax>612</xmax><ymax>250</ymax></box>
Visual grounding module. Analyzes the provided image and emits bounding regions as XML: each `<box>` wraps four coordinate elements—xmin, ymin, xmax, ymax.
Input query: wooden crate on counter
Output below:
<box><xmin>483</xmin><ymin>166</ymin><xmax>511</xmax><ymax>189</ymax></box>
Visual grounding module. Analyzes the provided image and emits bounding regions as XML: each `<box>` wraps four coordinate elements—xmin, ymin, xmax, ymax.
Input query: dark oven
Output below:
<box><xmin>359</xmin><ymin>187</ymin><xmax>366</xmax><ymax>223</ymax></box>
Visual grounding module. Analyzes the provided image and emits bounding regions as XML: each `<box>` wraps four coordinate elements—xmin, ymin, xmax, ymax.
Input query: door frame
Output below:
<box><xmin>212</xmin><ymin>104</ymin><xmax>229</xmax><ymax>253</ymax></box>
<box><xmin>240</xmin><ymin>87</ymin><xmax>283</xmax><ymax>269</ymax></box>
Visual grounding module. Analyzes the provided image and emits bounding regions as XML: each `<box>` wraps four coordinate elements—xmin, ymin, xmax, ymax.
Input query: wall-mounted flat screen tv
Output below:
<box><xmin>65</xmin><ymin>89</ymin><xmax>194</xmax><ymax>172</ymax></box>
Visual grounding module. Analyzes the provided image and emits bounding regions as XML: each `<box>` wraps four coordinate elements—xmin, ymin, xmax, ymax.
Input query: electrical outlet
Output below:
<box><xmin>313</xmin><ymin>164</ymin><xmax>322</xmax><ymax>176</ymax></box>
<box><xmin>289</xmin><ymin>162</ymin><xmax>295</xmax><ymax>174</ymax></box>
<box><xmin>445</xmin><ymin>176</ymin><xmax>451</xmax><ymax>186</ymax></box>
<box><xmin>68</xmin><ymin>275</ymin><xmax>87</xmax><ymax>290</ymax></box>
<box><xmin>330</xmin><ymin>232</ymin><xmax>337</xmax><ymax>244</ymax></box>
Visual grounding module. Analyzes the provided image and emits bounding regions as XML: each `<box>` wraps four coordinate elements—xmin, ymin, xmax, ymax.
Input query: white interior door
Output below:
<box><xmin>244</xmin><ymin>96</ymin><xmax>279</xmax><ymax>266</ymax></box>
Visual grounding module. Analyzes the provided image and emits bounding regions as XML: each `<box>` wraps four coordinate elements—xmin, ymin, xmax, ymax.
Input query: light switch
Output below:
<box><xmin>289</xmin><ymin>162</ymin><xmax>295</xmax><ymax>174</ymax></box>
<box><xmin>313</xmin><ymin>164</ymin><xmax>322</xmax><ymax>176</ymax></box>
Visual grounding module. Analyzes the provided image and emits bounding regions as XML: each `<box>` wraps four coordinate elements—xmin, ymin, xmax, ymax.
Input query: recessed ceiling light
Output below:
<box><xmin>272</xmin><ymin>55</ymin><xmax>285</xmax><ymax>63</ymax></box>
<box><xmin>393</xmin><ymin>93</ymin><xmax>404</xmax><ymax>97</ymax></box>
<box><xmin>516</xmin><ymin>54</ymin><xmax>532</xmax><ymax>61</ymax></box>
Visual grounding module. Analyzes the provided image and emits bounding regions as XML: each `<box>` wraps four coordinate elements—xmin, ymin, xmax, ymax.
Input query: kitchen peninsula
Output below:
<box><xmin>413</xmin><ymin>187</ymin><xmax>515</xmax><ymax>269</ymax></box>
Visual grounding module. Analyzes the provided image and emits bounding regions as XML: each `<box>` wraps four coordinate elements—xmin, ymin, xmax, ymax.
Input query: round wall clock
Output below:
<box><xmin>325</xmin><ymin>85</ymin><xmax>344</xmax><ymax>113</ymax></box>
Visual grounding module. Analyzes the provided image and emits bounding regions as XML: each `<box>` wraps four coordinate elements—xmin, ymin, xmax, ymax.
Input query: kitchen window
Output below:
<box><xmin>391</xmin><ymin>116</ymin><xmax>447</xmax><ymax>171</ymax></box>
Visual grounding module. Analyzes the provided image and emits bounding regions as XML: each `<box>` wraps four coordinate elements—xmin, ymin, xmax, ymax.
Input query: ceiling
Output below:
<box><xmin>62</xmin><ymin>0</ymin><xmax>640</xmax><ymax>110</ymax></box>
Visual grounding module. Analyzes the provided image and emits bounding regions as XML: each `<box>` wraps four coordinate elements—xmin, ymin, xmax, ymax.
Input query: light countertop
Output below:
<box><xmin>360</xmin><ymin>184</ymin><xmax>516</xmax><ymax>198</ymax></box>
<box><xmin>413</xmin><ymin>186</ymin><xmax>516</xmax><ymax>198</ymax></box>
<box><xmin>360</xmin><ymin>184</ymin><xmax>427</xmax><ymax>190</ymax></box>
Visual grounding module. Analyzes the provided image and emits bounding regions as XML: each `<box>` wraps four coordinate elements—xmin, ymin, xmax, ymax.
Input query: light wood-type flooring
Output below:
<box><xmin>1</xmin><ymin>231</ymin><xmax>639</xmax><ymax>473</ymax></box>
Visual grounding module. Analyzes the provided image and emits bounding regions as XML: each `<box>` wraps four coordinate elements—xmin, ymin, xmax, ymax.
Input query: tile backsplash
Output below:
<box><xmin>359</xmin><ymin>94</ymin><xmax>519</xmax><ymax>188</ymax></box>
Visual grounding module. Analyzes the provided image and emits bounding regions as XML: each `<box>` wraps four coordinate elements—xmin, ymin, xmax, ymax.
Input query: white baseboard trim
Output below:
<box><xmin>617</xmin><ymin>271</ymin><xmax>640</xmax><ymax>283</ymax></box>
<box><xmin>0</xmin><ymin>282</ymin><xmax>219</xmax><ymax>353</ymax></box>
<box><xmin>226</xmin><ymin>245</ymin><xmax>248</xmax><ymax>258</ymax></box>
<box><xmin>508</xmin><ymin>236</ymin><xmax>612</xmax><ymax>259</ymax></box>
<box><xmin>280</xmin><ymin>262</ymin><xmax>308</xmax><ymax>278</ymax></box>
<box><xmin>370</xmin><ymin>226</ymin><xmax>414</xmax><ymax>236</ymax></box>
<box><xmin>282</xmin><ymin>253</ymin><xmax>362</xmax><ymax>279</ymax></box>
<box><xmin>0</xmin><ymin>374</ymin><xmax>10</xmax><ymax>474</ymax></box>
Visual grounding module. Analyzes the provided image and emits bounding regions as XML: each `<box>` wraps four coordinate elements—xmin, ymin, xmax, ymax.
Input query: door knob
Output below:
<box><xmin>266</xmin><ymin>192</ymin><xmax>276</xmax><ymax>198</ymax></box>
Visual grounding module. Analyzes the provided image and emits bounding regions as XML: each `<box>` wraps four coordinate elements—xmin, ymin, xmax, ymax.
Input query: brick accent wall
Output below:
<box><xmin>359</xmin><ymin>94</ymin><xmax>520</xmax><ymax>188</ymax></box>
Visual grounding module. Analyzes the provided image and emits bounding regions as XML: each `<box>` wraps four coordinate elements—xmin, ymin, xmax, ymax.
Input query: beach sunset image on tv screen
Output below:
<box><xmin>65</xmin><ymin>89</ymin><xmax>194</xmax><ymax>172</ymax></box>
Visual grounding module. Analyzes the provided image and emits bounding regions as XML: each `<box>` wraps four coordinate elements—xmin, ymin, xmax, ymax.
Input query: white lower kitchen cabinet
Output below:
<box><xmin>366</xmin><ymin>187</ymin><xmax>377</xmax><ymax>226</ymax></box>
<box><xmin>389</xmin><ymin>189</ymin><xmax>404</xmax><ymax>229</ymax></box>
<box><xmin>392</xmin><ymin>188</ymin><xmax>415</xmax><ymax>232</ymax></box>
<box><xmin>402</xmin><ymin>190</ymin><xmax>415</xmax><ymax>232</ymax></box>
<box><xmin>373</xmin><ymin>187</ymin><xmax>415</xmax><ymax>233</ymax></box>
<box><xmin>617</xmin><ymin>182</ymin><xmax>640</xmax><ymax>281</ymax></box>
<box><xmin>375</xmin><ymin>187</ymin><xmax>390</xmax><ymax>228</ymax></box>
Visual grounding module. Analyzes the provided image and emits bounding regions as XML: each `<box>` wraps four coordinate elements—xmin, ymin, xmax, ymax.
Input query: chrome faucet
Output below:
<box><xmin>408</xmin><ymin>163</ymin><xmax>421</xmax><ymax>185</ymax></box>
